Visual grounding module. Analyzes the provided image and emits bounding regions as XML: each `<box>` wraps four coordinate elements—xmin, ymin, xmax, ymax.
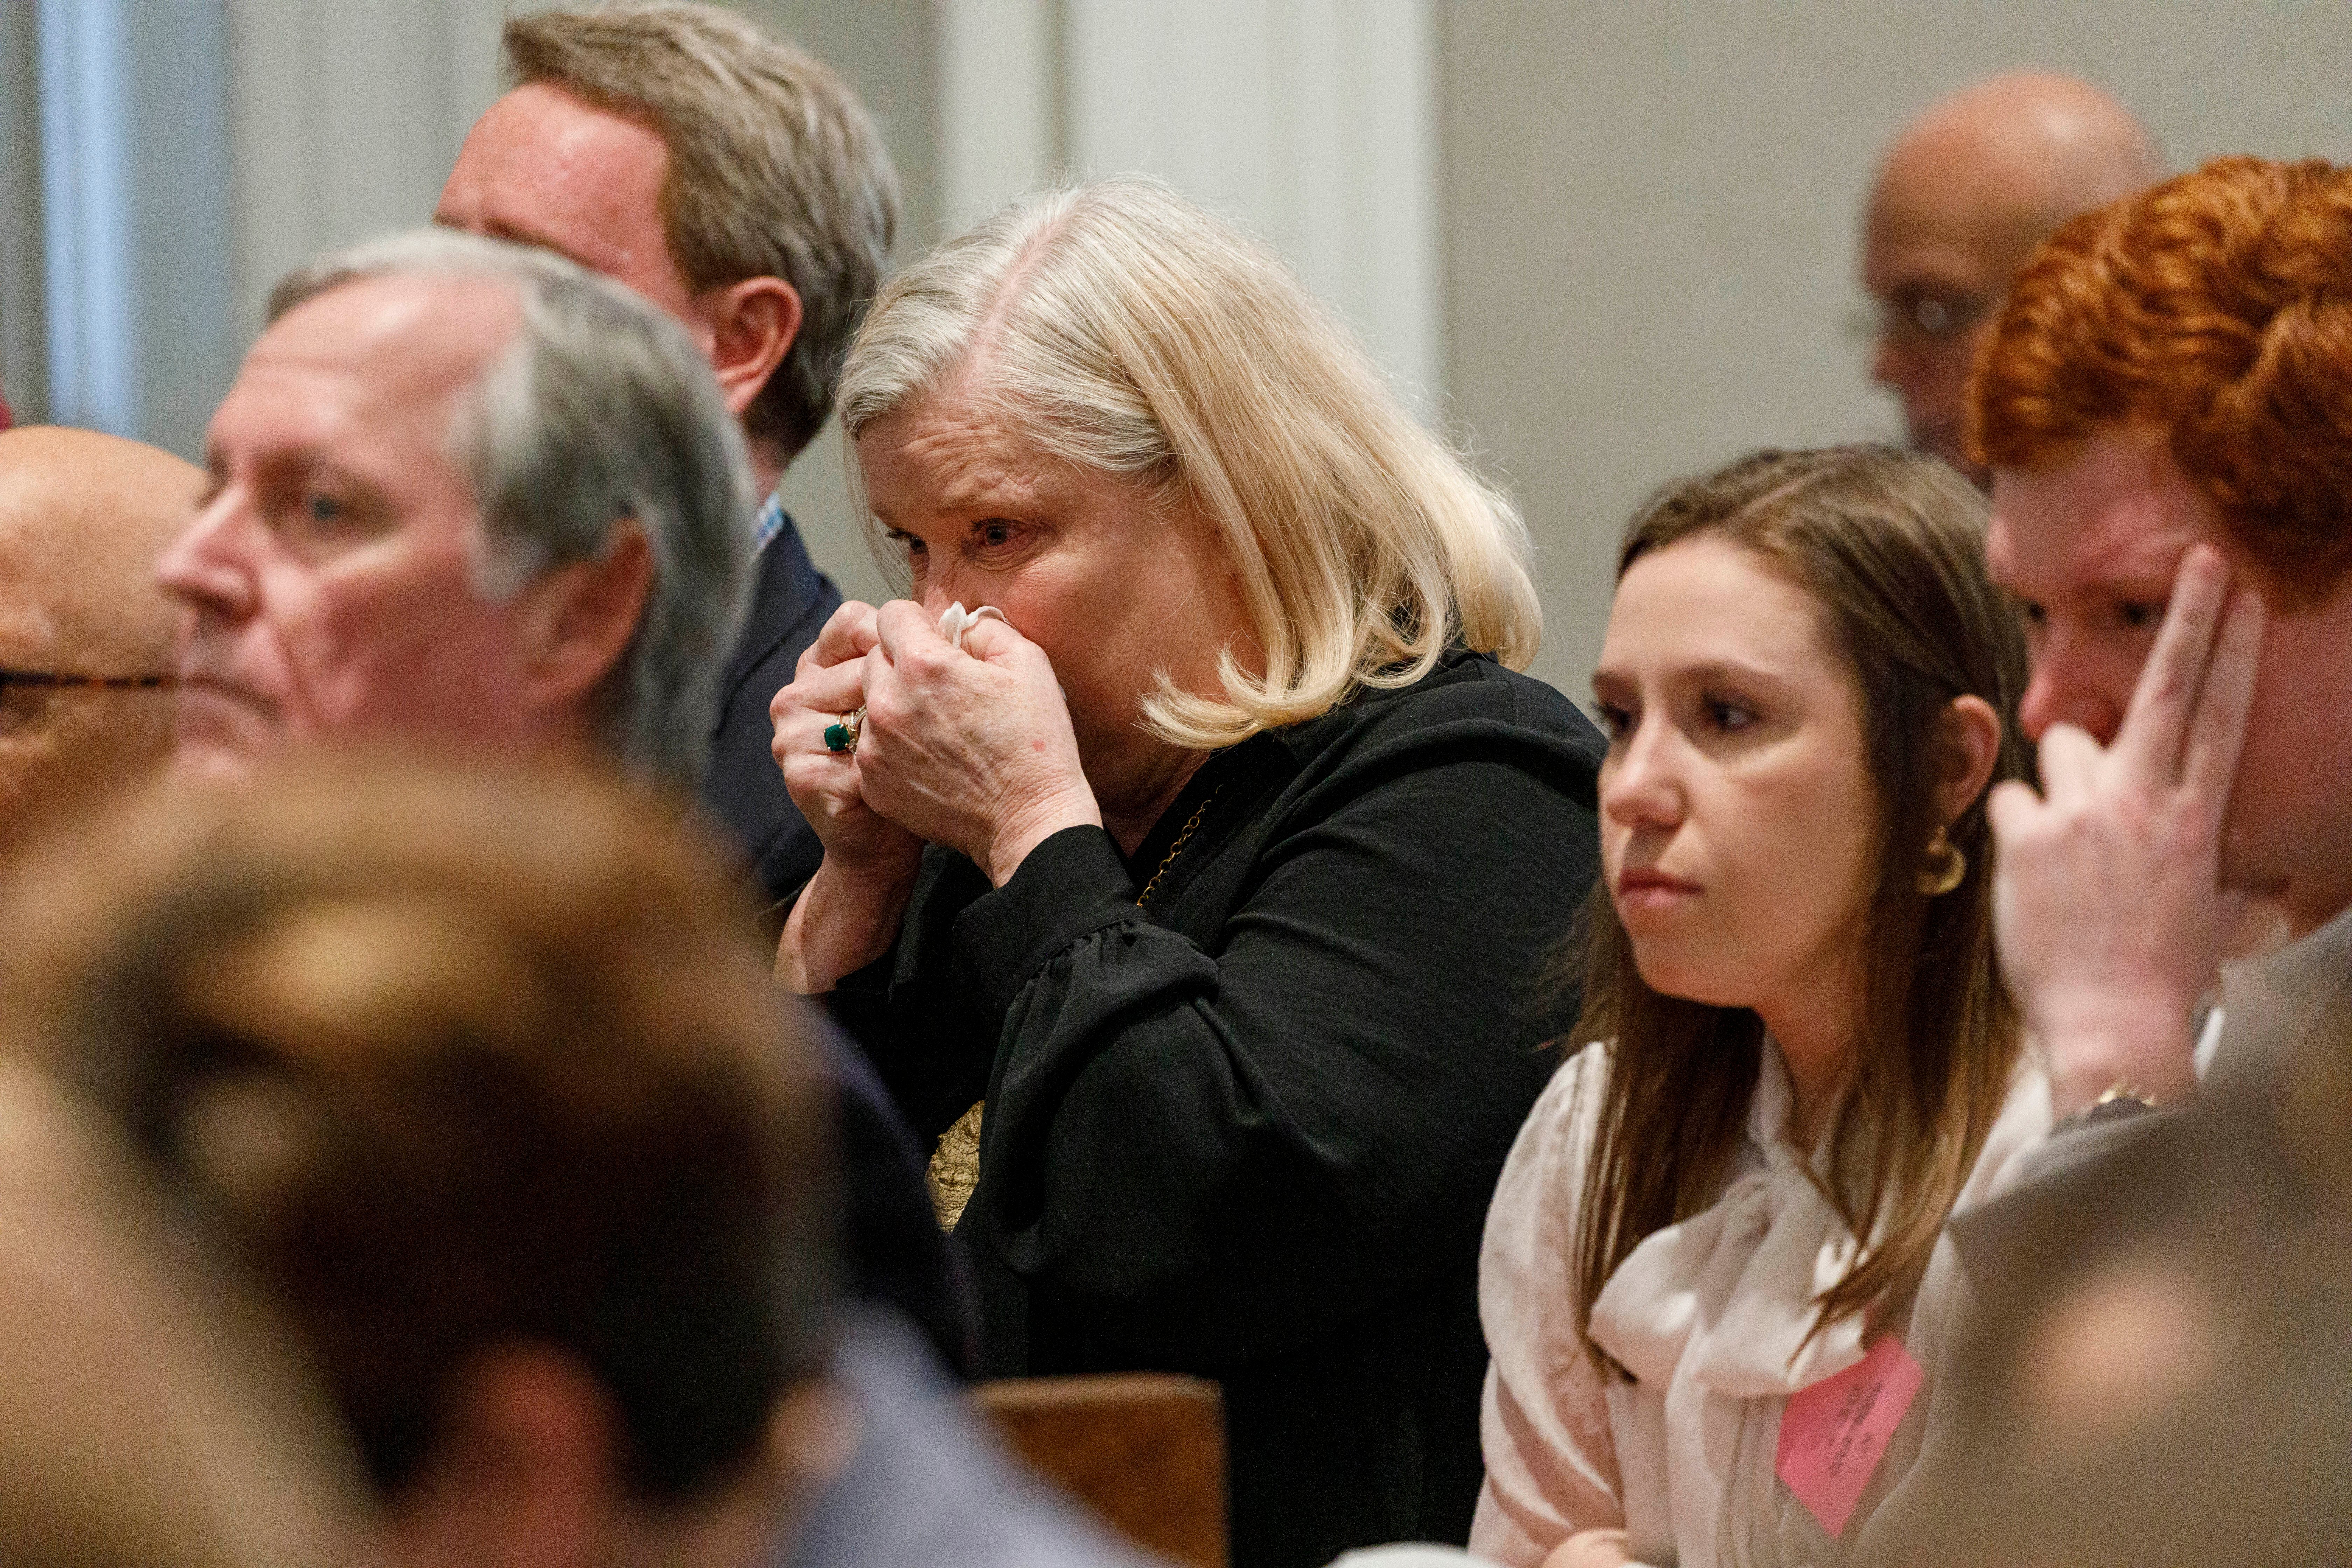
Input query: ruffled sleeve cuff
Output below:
<box><xmin>952</xmin><ymin>825</ymin><xmax>1143</xmax><ymax>1020</ymax></box>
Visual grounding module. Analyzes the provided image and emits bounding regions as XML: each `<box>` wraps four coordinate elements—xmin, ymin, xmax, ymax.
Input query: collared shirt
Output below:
<box><xmin>752</xmin><ymin>487</ymin><xmax>788</xmax><ymax>555</ymax></box>
<box><xmin>702</xmin><ymin>488</ymin><xmax>842</xmax><ymax>909</ymax></box>
<box><xmin>2209</xmin><ymin>896</ymin><xmax>2352</xmax><ymax>1086</ymax></box>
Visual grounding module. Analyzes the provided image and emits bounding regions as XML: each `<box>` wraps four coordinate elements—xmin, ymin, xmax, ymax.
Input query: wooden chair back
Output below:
<box><xmin>976</xmin><ymin>1372</ymin><xmax>1226</xmax><ymax>1568</ymax></box>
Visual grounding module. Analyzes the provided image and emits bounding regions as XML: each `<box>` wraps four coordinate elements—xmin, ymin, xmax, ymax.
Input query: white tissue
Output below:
<box><xmin>936</xmin><ymin>602</ymin><xmax>1008</xmax><ymax>650</ymax></box>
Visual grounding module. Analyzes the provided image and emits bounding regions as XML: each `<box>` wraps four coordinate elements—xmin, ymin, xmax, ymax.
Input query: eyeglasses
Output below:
<box><xmin>0</xmin><ymin>669</ymin><xmax>176</xmax><ymax>692</ymax></box>
<box><xmin>1845</xmin><ymin>292</ymin><xmax>1996</xmax><ymax>350</ymax></box>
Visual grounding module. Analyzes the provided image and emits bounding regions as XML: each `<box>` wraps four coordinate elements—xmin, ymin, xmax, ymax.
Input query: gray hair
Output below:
<box><xmin>268</xmin><ymin>228</ymin><xmax>753</xmax><ymax>790</ymax></box>
<box><xmin>504</xmin><ymin>2</ymin><xmax>901</xmax><ymax>464</ymax></box>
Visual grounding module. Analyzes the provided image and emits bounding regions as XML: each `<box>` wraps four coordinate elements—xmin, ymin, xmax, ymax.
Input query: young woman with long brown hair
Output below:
<box><xmin>1472</xmin><ymin>446</ymin><xmax>2050</xmax><ymax>1568</ymax></box>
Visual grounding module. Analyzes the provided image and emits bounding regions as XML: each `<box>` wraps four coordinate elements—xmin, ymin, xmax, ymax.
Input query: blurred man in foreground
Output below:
<box><xmin>160</xmin><ymin>227</ymin><xmax>972</xmax><ymax>1372</ymax></box>
<box><xmin>1860</xmin><ymin>71</ymin><xmax>2159</xmax><ymax>479</ymax></box>
<box><xmin>436</xmin><ymin>1</ymin><xmax>898</xmax><ymax>906</ymax></box>
<box><xmin>0</xmin><ymin>1050</ymin><xmax>364</xmax><ymax>1568</ymax></box>
<box><xmin>0</xmin><ymin>428</ymin><xmax>198</xmax><ymax>850</ymax></box>
<box><xmin>3</xmin><ymin>759</ymin><xmax>1148</xmax><ymax>1568</ymax></box>
<box><xmin>1867</xmin><ymin>156</ymin><xmax>2352</xmax><ymax>1565</ymax></box>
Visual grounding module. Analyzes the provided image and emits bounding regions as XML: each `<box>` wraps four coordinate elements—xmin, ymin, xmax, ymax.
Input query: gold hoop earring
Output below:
<box><xmin>1916</xmin><ymin>828</ymin><xmax>1966</xmax><ymax>897</ymax></box>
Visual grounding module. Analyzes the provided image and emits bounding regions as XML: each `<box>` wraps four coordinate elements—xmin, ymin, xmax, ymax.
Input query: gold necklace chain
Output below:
<box><xmin>1136</xmin><ymin>785</ymin><xmax>1219</xmax><ymax>908</ymax></box>
<box><xmin>928</xmin><ymin>783</ymin><xmax>1220</xmax><ymax>1229</ymax></box>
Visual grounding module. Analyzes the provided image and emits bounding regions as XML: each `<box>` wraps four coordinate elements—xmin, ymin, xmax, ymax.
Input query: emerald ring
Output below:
<box><xmin>824</xmin><ymin>707</ymin><xmax>864</xmax><ymax>755</ymax></box>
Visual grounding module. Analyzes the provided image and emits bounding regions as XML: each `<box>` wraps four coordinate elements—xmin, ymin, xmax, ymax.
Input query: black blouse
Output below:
<box><xmin>827</xmin><ymin>648</ymin><xmax>1603</xmax><ymax>1568</ymax></box>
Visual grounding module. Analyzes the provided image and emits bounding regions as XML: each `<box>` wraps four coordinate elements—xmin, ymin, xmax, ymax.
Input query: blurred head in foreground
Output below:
<box><xmin>1976</xmin><ymin>156</ymin><xmax>2352</xmax><ymax>936</ymax></box>
<box><xmin>1862</xmin><ymin>71</ymin><xmax>2158</xmax><ymax>478</ymax></box>
<box><xmin>161</xmin><ymin>229</ymin><xmax>752</xmax><ymax>794</ymax></box>
<box><xmin>3</xmin><ymin>755</ymin><xmax>847</xmax><ymax>1568</ymax></box>
<box><xmin>0</xmin><ymin>1052</ymin><xmax>364</xmax><ymax>1568</ymax></box>
<box><xmin>0</xmin><ymin>427</ymin><xmax>201</xmax><ymax>852</ymax></box>
<box><xmin>1895</xmin><ymin>1022</ymin><xmax>2352</xmax><ymax>1568</ymax></box>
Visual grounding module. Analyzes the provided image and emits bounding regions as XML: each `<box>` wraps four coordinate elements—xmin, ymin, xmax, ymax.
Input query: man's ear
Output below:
<box><xmin>512</xmin><ymin>522</ymin><xmax>656</xmax><ymax>716</ymax></box>
<box><xmin>391</xmin><ymin>1346</ymin><xmax>624</xmax><ymax>1568</ymax></box>
<box><xmin>695</xmin><ymin>275</ymin><xmax>803</xmax><ymax>422</ymax></box>
<box><xmin>1934</xmin><ymin>693</ymin><xmax>2005</xmax><ymax>826</ymax></box>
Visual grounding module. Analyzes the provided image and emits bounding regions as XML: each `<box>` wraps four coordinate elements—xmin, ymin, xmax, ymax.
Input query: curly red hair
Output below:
<box><xmin>1970</xmin><ymin>156</ymin><xmax>2352</xmax><ymax>604</ymax></box>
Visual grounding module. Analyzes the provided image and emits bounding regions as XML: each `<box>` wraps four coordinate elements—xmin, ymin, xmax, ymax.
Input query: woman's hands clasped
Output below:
<box><xmin>771</xmin><ymin>601</ymin><xmax>924</xmax><ymax>884</ymax></box>
<box><xmin>850</xmin><ymin>601</ymin><xmax>1101</xmax><ymax>886</ymax></box>
<box><xmin>770</xmin><ymin>599</ymin><xmax>1102</xmax><ymax>992</ymax></box>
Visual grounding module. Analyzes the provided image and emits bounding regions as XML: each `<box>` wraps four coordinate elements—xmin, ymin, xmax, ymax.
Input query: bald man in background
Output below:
<box><xmin>0</xmin><ymin>428</ymin><xmax>194</xmax><ymax>852</ymax></box>
<box><xmin>1861</xmin><ymin>71</ymin><xmax>2160</xmax><ymax>480</ymax></box>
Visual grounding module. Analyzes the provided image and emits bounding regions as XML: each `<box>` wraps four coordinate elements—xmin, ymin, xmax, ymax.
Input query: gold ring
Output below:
<box><xmin>823</xmin><ymin>706</ymin><xmax>864</xmax><ymax>755</ymax></box>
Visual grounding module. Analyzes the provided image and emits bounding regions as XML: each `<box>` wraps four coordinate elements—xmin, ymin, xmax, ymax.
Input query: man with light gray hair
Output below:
<box><xmin>435</xmin><ymin>1</ymin><xmax>900</xmax><ymax>906</ymax></box>
<box><xmin>162</xmin><ymin>227</ymin><xmax>749</xmax><ymax>790</ymax></box>
<box><xmin>161</xmin><ymin>225</ymin><xmax>976</xmax><ymax>1384</ymax></box>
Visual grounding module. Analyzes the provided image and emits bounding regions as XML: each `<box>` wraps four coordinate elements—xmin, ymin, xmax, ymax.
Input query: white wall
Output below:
<box><xmin>225</xmin><ymin>0</ymin><xmax>525</xmax><ymax>346</ymax></box>
<box><xmin>936</xmin><ymin>0</ymin><xmax>1441</xmax><ymax>403</ymax></box>
<box><xmin>16</xmin><ymin>0</ymin><xmax>2352</xmax><ymax>692</ymax></box>
<box><xmin>1063</xmin><ymin>0</ymin><xmax>1441</xmax><ymax>408</ymax></box>
<box><xmin>1444</xmin><ymin>1</ymin><xmax>2352</xmax><ymax>703</ymax></box>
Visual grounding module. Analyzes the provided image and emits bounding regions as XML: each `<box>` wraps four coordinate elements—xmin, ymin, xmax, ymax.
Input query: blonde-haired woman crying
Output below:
<box><xmin>769</xmin><ymin>176</ymin><xmax>1603</xmax><ymax>1568</ymax></box>
<box><xmin>1474</xmin><ymin>448</ymin><xmax>2054</xmax><ymax>1568</ymax></box>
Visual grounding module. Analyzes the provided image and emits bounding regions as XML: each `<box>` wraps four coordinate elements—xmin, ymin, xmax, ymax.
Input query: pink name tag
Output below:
<box><xmin>1776</xmin><ymin>1334</ymin><xmax>1925</xmax><ymax>1539</ymax></box>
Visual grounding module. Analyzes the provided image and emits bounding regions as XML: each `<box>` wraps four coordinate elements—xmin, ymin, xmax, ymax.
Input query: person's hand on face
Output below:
<box><xmin>770</xmin><ymin>601</ymin><xmax>924</xmax><ymax>886</ymax></box>
<box><xmin>850</xmin><ymin>599</ymin><xmax>1099</xmax><ymax>887</ymax></box>
<box><xmin>1987</xmin><ymin>542</ymin><xmax>2266</xmax><ymax>1116</ymax></box>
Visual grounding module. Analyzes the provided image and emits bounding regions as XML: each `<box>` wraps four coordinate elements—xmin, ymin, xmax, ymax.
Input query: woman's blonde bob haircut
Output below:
<box><xmin>836</xmin><ymin>175</ymin><xmax>1542</xmax><ymax>748</ymax></box>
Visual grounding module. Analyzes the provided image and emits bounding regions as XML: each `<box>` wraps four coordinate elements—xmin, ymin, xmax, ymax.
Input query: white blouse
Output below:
<box><xmin>1469</xmin><ymin>1039</ymin><xmax>2051</xmax><ymax>1568</ymax></box>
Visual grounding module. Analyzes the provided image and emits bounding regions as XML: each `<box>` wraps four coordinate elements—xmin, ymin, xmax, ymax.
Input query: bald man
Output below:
<box><xmin>0</xmin><ymin>428</ymin><xmax>196</xmax><ymax>851</ymax></box>
<box><xmin>1861</xmin><ymin>72</ymin><xmax>2160</xmax><ymax>479</ymax></box>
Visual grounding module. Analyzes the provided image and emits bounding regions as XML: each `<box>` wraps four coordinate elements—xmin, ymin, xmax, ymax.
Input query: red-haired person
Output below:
<box><xmin>1858</xmin><ymin>156</ymin><xmax>2352</xmax><ymax>1568</ymax></box>
<box><xmin>1975</xmin><ymin>156</ymin><xmax>2352</xmax><ymax>1123</ymax></box>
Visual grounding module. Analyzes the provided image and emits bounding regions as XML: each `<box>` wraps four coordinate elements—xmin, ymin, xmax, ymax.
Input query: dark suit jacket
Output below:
<box><xmin>705</xmin><ymin>522</ymin><xmax>974</xmax><ymax>1372</ymax></box>
<box><xmin>703</xmin><ymin>511</ymin><xmax>842</xmax><ymax>909</ymax></box>
<box><xmin>813</xmin><ymin>1002</ymin><xmax>978</xmax><ymax>1378</ymax></box>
